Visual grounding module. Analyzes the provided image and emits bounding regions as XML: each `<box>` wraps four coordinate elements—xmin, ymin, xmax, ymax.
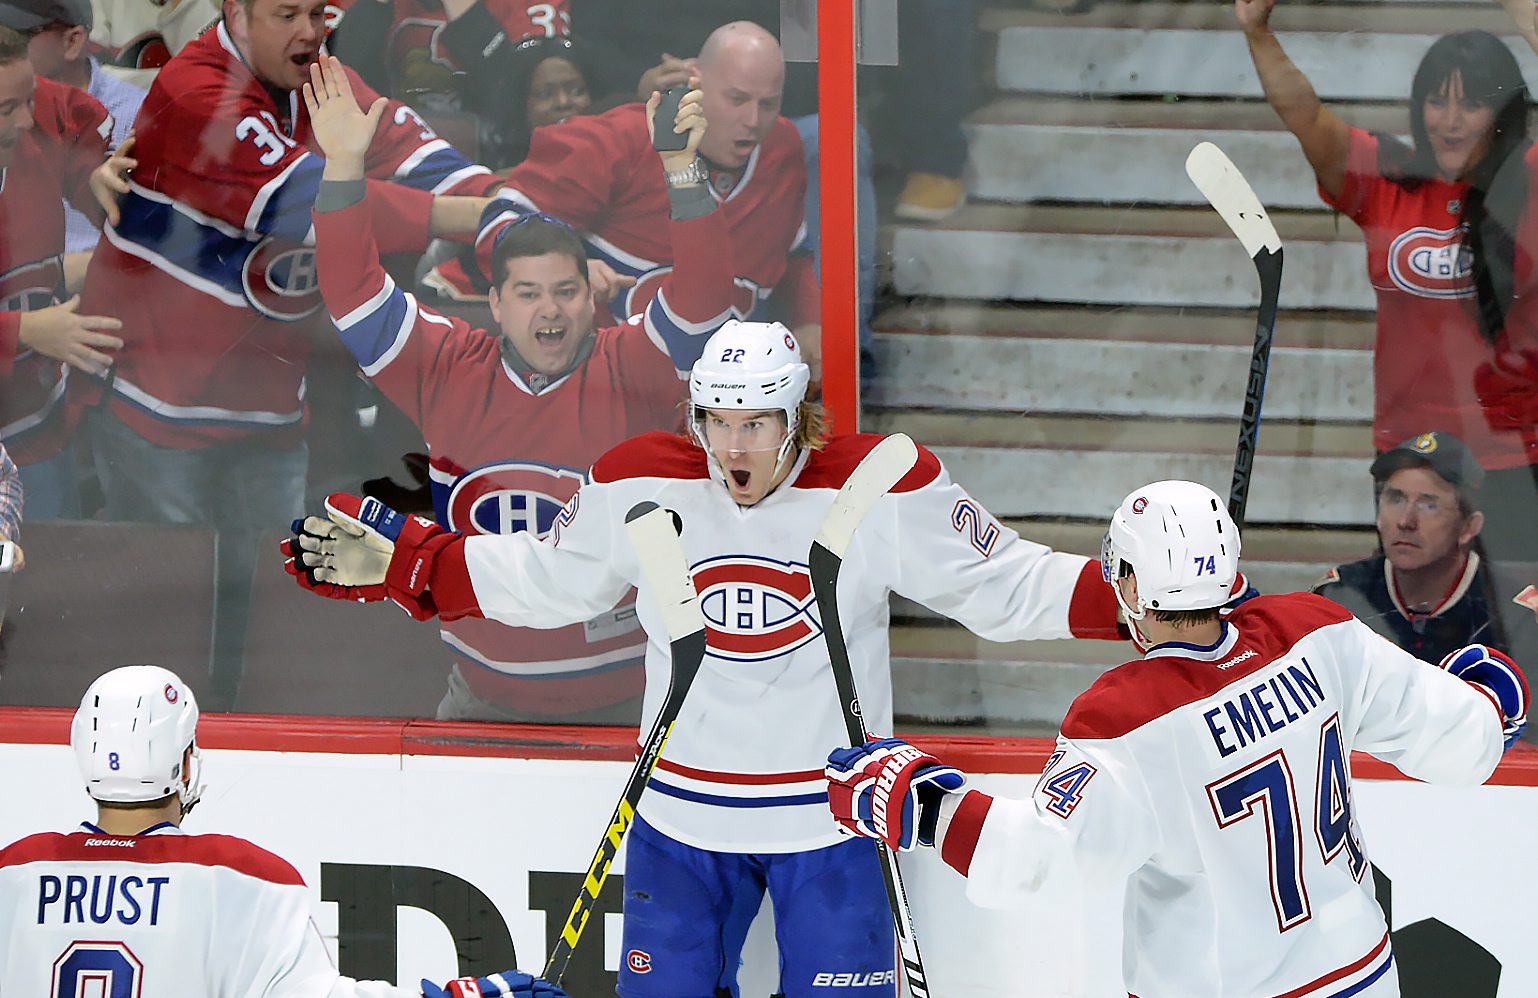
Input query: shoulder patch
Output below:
<box><xmin>591</xmin><ymin>431</ymin><xmax>708</xmax><ymax>484</ymax></box>
<box><xmin>793</xmin><ymin>434</ymin><xmax>943</xmax><ymax>493</ymax></box>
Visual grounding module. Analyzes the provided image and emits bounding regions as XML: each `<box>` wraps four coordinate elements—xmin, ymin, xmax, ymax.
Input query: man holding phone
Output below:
<box><xmin>427</xmin><ymin>20</ymin><xmax>820</xmax><ymax>368</ymax></box>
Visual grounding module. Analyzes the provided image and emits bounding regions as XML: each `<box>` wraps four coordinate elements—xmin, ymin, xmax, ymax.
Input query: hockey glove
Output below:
<box><xmin>283</xmin><ymin>493</ymin><xmax>452</xmax><ymax>621</ymax></box>
<box><xmin>826</xmin><ymin>736</ymin><xmax>966</xmax><ymax>851</ymax></box>
<box><xmin>1439</xmin><ymin>643</ymin><xmax>1529</xmax><ymax>750</ymax></box>
<box><xmin>282</xmin><ymin>517</ymin><xmax>390</xmax><ymax>605</ymax></box>
<box><xmin>420</xmin><ymin>970</ymin><xmax>568</xmax><ymax>998</ymax></box>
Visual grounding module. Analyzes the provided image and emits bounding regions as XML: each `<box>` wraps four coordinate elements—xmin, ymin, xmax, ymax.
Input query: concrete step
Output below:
<box><xmin>867</xmin><ymin>303</ymin><xmax>1372</xmax><ymax>420</ymax></box>
<box><xmin>888</xmin><ymin>203</ymin><xmax>1373</xmax><ymax>308</ymax></box>
<box><xmin>864</xmin><ymin>409</ymin><xmax>1377</xmax><ymax>524</ymax></box>
<box><xmin>984</xmin><ymin>4</ymin><xmax>1538</xmax><ymax>99</ymax></box>
<box><xmin>965</xmin><ymin>97</ymin><xmax>1407</xmax><ymax>208</ymax></box>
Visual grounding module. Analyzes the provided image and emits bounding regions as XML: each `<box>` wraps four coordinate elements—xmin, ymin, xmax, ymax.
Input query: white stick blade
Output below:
<box><xmin>1185</xmin><ymin>141</ymin><xmax>1282</xmax><ymax>258</ymax></box>
<box><xmin>626</xmin><ymin>504</ymin><xmax>703</xmax><ymax>641</ymax></box>
<box><xmin>814</xmin><ymin>434</ymin><xmax>921</xmax><ymax>557</ymax></box>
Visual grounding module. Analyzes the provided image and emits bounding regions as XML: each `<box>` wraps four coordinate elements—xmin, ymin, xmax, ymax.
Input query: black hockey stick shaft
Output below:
<box><xmin>807</xmin><ymin>434</ymin><xmax>931</xmax><ymax>998</ymax></box>
<box><xmin>1229</xmin><ymin>246</ymin><xmax>1283</xmax><ymax>531</ymax></box>
<box><xmin>543</xmin><ymin>502</ymin><xmax>705</xmax><ymax>984</ymax></box>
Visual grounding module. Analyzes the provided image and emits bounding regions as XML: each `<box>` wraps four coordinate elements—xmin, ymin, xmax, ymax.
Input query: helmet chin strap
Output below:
<box><xmin>179</xmin><ymin>744</ymin><xmax>204</xmax><ymax>818</ymax></box>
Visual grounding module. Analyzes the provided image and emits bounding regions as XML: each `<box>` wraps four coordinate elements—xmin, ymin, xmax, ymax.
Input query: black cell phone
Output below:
<box><xmin>652</xmin><ymin>87</ymin><xmax>689</xmax><ymax>152</ymax></box>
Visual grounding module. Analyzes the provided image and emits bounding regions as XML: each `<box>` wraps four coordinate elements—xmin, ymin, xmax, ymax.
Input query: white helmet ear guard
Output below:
<box><xmin>1101</xmin><ymin>480</ymin><xmax>1241</xmax><ymax>622</ymax></box>
<box><xmin>71</xmin><ymin>665</ymin><xmax>203</xmax><ymax>816</ymax></box>
<box><xmin>688</xmin><ymin>319</ymin><xmax>810</xmax><ymax>470</ymax></box>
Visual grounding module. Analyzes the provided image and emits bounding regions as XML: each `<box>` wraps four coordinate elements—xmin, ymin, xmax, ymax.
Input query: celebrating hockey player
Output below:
<box><xmin>0</xmin><ymin>664</ymin><xmax>567</xmax><ymax>997</ymax></box>
<box><xmin>825</xmin><ymin>480</ymin><xmax>1528</xmax><ymax>998</ymax></box>
<box><xmin>302</xmin><ymin>54</ymin><xmax>740</xmax><ymax>722</ymax></box>
<box><xmin>283</xmin><ymin>321</ymin><xmax>1124</xmax><ymax>997</ymax></box>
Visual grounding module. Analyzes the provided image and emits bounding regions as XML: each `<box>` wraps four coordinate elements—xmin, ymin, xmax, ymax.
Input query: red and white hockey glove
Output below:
<box><xmin>1439</xmin><ymin>644</ymin><xmax>1529</xmax><ymax>750</ymax></box>
<box><xmin>282</xmin><ymin>493</ymin><xmax>452</xmax><ymax>621</ymax></box>
<box><xmin>419</xmin><ymin>970</ymin><xmax>568</xmax><ymax>998</ymax></box>
<box><xmin>826</xmin><ymin>737</ymin><xmax>966</xmax><ymax>851</ymax></box>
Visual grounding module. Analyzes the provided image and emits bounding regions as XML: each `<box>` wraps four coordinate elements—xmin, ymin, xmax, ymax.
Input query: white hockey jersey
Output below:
<box><xmin>931</xmin><ymin>592</ymin><xmax>1505</xmax><ymax>998</ymax></box>
<box><xmin>0</xmin><ymin>821</ymin><xmax>415</xmax><ymax>997</ymax></box>
<box><xmin>424</xmin><ymin>432</ymin><xmax>1124</xmax><ymax>852</ymax></box>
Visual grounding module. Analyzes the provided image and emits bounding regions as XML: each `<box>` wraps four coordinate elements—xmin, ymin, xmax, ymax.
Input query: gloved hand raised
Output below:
<box><xmin>282</xmin><ymin>493</ymin><xmax>450</xmax><ymax>621</ymax></box>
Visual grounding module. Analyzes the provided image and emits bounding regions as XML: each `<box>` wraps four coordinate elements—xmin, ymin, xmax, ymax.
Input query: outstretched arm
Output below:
<box><xmin>1237</xmin><ymin>0</ymin><xmax>1351</xmax><ymax>200</ymax></box>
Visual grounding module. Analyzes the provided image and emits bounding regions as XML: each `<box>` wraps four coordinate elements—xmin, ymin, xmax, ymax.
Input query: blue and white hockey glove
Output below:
<box><xmin>826</xmin><ymin>737</ymin><xmax>966</xmax><ymax>851</ymax></box>
<box><xmin>420</xmin><ymin>970</ymin><xmax>568</xmax><ymax>998</ymax></box>
<box><xmin>1439</xmin><ymin>643</ymin><xmax>1529</xmax><ymax>750</ymax></box>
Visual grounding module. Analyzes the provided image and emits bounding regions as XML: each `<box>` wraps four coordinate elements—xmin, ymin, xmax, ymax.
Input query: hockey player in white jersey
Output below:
<box><xmin>825</xmin><ymin>480</ymin><xmax>1529</xmax><ymax>998</ymax></box>
<box><xmin>283</xmin><ymin>320</ymin><xmax>1126</xmax><ymax>998</ymax></box>
<box><xmin>0</xmin><ymin>664</ymin><xmax>566</xmax><ymax>998</ymax></box>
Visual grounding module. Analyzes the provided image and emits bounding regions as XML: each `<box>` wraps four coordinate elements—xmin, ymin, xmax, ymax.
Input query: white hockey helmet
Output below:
<box><xmin>71</xmin><ymin>665</ymin><xmax>203</xmax><ymax>814</ymax></box>
<box><xmin>689</xmin><ymin>319</ymin><xmax>811</xmax><ymax>467</ymax></box>
<box><xmin>1100</xmin><ymin>480</ymin><xmax>1241</xmax><ymax>620</ymax></box>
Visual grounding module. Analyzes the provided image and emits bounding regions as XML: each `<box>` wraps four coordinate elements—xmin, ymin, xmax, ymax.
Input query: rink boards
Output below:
<box><xmin>2</xmin><ymin>710</ymin><xmax>1534</xmax><ymax>998</ymax></box>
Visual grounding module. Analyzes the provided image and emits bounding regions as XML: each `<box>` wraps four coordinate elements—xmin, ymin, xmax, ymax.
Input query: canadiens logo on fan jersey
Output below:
<box><xmin>1387</xmin><ymin>226</ymin><xmax>1473</xmax><ymax>299</ymax></box>
<box><xmin>625</xmin><ymin>266</ymin><xmax>763</xmax><ymax>323</ymax></box>
<box><xmin>692</xmin><ymin>555</ymin><xmax>822</xmax><ymax>662</ymax></box>
<box><xmin>242</xmin><ymin>237</ymin><xmax>323</xmax><ymax>320</ymax></box>
<box><xmin>446</xmin><ymin>462</ymin><xmax>585</xmax><ymax>537</ymax></box>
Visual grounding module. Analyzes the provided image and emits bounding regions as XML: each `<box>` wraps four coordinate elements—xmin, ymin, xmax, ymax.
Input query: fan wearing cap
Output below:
<box><xmin>1313</xmin><ymin>431</ymin><xmax>1533</xmax><ymax>666</ymax></box>
<box><xmin>826</xmin><ymin>480</ymin><xmax>1527</xmax><ymax>998</ymax></box>
<box><xmin>0</xmin><ymin>0</ymin><xmax>146</xmax><ymax>255</ymax></box>
<box><xmin>283</xmin><ymin>319</ymin><xmax>1129</xmax><ymax>998</ymax></box>
<box><xmin>0</xmin><ymin>664</ymin><xmax>567</xmax><ymax>997</ymax></box>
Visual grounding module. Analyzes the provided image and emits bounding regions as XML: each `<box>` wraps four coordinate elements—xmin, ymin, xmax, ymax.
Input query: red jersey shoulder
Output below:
<box><xmin>32</xmin><ymin>76</ymin><xmax>111</xmax><ymax>146</ymax></box>
<box><xmin>591</xmin><ymin>431</ymin><xmax>707</xmax><ymax>484</ymax></box>
<box><xmin>758</xmin><ymin>117</ymin><xmax>806</xmax><ymax>174</ymax></box>
<box><xmin>792</xmin><ymin>434</ymin><xmax>942</xmax><ymax>493</ymax></box>
<box><xmin>1062</xmin><ymin>593</ymin><xmax>1354</xmax><ymax>740</ymax></box>
<box><xmin>0</xmin><ymin>829</ymin><xmax>304</xmax><ymax>885</ymax></box>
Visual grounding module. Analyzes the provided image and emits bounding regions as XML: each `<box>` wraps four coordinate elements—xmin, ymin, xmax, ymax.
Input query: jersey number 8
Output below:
<box><xmin>51</xmin><ymin>941</ymin><xmax>143</xmax><ymax>998</ymax></box>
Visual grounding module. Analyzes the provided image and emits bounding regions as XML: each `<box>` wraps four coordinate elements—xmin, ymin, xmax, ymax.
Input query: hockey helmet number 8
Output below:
<box><xmin>70</xmin><ymin>664</ymin><xmax>203</xmax><ymax>814</ymax></box>
<box><xmin>1101</xmin><ymin>480</ymin><xmax>1241</xmax><ymax>619</ymax></box>
<box><xmin>689</xmin><ymin>319</ymin><xmax>810</xmax><ymax>463</ymax></box>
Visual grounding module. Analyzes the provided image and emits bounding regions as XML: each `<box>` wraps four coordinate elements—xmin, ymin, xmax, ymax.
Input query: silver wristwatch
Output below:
<box><xmin>664</xmin><ymin>157</ymin><xmax>708</xmax><ymax>188</ymax></box>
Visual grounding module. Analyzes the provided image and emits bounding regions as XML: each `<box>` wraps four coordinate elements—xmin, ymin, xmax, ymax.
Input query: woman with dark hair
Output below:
<box><xmin>470</xmin><ymin>35</ymin><xmax>595</xmax><ymax>168</ymax></box>
<box><xmin>1240</xmin><ymin>0</ymin><xmax>1538</xmax><ymax>559</ymax></box>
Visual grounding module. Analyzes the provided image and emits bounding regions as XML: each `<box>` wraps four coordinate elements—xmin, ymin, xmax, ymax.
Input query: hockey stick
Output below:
<box><xmin>807</xmin><ymin>433</ymin><xmax>933</xmax><ymax>998</ymax></box>
<box><xmin>542</xmin><ymin>501</ymin><xmax>706</xmax><ymax>984</ymax></box>
<box><xmin>1185</xmin><ymin>141</ymin><xmax>1284</xmax><ymax>532</ymax></box>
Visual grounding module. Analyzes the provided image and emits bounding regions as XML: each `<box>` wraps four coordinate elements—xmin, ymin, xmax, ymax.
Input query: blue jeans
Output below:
<box><xmin>88</xmin><ymin>407</ymin><xmax>307</xmax><ymax>707</ymax></box>
<box><xmin>16</xmin><ymin>446</ymin><xmax>81</xmax><ymax>520</ymax></box>
<box><xmin>793</xmin><ymin>114</ymin><xmax>877</xmax><ymax>357</ymax></box>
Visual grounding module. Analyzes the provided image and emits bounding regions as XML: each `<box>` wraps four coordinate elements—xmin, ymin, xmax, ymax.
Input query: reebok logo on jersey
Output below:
<box><xmin>811</xmin><ymin>971</ymin><xmax>896</xmax><ymax>987</ymax></box>
<box><xmin>82</xmin><ymin>838</ymin><xmax>135</xmax><ymax>847</ymax></box>
<box><xmin>1216</xmin><ymin>649</ymin><xmax>1257</xmax><ymax>670</ymax></box>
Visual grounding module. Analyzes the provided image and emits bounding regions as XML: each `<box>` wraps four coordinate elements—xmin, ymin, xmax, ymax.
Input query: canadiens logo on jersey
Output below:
<box><xmin>624</xmin><ymin>266</ymin><xmax>763</xmax><ymax>323</ymax></box>
<box><xmin>1387</xmin><ymin>226</ymin><xmax>1473</xmax><ymax>299</ymax></box>
<box><xmin>0</xmin><ymin>256</ymin><xmax>63</xmax><ymax>313</ymax></box>
<box><xmin>445</xmin><ymin>461</ymin><xmax>585</xmax><ymax>536</ymax></box>
<box><xmin>243</xmin><ymin>236</ymin><xmax>323</xmax><ymax>321</ymax></box>
<box><xmin>692</xmin><ymin>555</ymin><xmax>823</xmax><ymax>662</ymax></box>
